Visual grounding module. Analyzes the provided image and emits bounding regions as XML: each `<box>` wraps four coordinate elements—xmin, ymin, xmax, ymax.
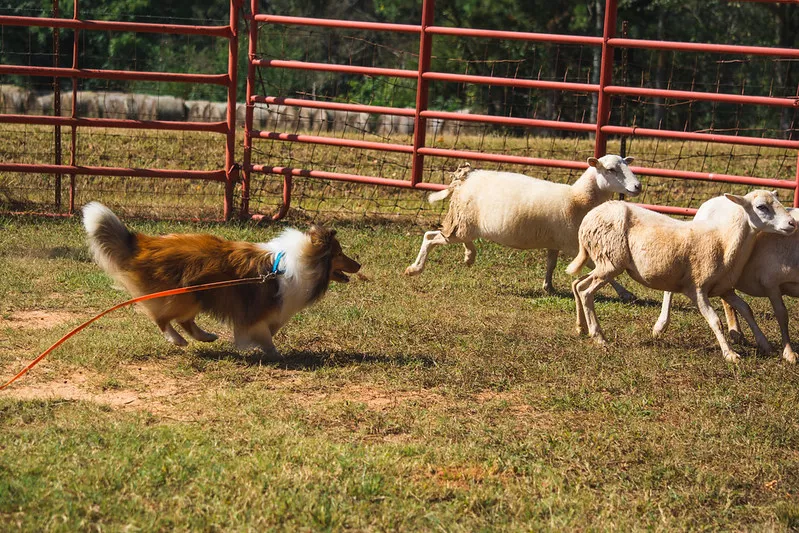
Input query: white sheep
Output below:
<box><xmin>404</xmin><ymin>155</ymin><xmax>642</xmax><ymax>300</ymax></box>
<box><xmin>653</xmin><ymin>204</ymin><xmax>799</xmax><ymax>363</ymax></box>
<box><xmin>566</xmin><ymin>191</ymin><xmax>797</xmax><ymax>362</ymax></box>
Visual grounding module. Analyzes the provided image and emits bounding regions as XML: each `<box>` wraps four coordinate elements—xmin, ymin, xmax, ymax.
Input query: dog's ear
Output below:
<box><xmin>308</xmin><ymin>225</ymin><xmax>335</xmax><ymax>248</ymax></box>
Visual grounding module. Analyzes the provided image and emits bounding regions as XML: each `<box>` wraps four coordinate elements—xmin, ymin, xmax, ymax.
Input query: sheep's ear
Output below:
<box><xmin>724</xmin><ymin>193</ymin><xmax>746</xmax><ymax>206</ymax></box>
<box><xmin>623</xmin><ymin>156</ymin><xmax>635</xmax><ymax>165</ymax></box>
<box><xmin>587</xmin><ymin>157</ymin><xmax>601</xmax><ymax>169</ymax></box>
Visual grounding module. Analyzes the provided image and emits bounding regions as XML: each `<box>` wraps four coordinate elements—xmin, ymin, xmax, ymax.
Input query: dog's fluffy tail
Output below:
<box><xmin>428</xmin><ymin>162</ymin><xmax>473</xmax><ymax>204</ymax></box>
<box><xmin>83</xmin><ymin>202</ymin><xmax>136</xmax><ymax>273</ymax></box>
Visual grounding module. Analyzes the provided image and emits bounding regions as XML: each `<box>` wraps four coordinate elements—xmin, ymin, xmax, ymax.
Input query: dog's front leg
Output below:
<box><xmin>234</xmin><ymin>322</ymin><xmax>282</xmax><ymax>361</ymax></box>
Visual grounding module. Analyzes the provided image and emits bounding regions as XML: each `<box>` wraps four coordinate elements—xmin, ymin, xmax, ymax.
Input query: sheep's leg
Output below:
<box><xmin>609</xmin><ymin>280</ymin><xmax>636</xmax><ymax>303</ymax></box>
<box><xmin>404</xmin><ymin>230</ymin><xmax>454</xmax><ymax>276</ymax></box>
<box><xmin>542</xmin><ymin>249</ymin><xmax>559</xmax><ymax>293</ymax></box>
<box><xmin>179</xmin><ymin>319</ymin><xmax>218</xmax><ymax>343</ymax></box>
<box><xmin>463</xmin><ymin>241</ymin><xmax>477</xmax><ymax>266</ymax></box>
<box><xmin>688</xmin><ymin>290</ymin><xmax>740</xmax><ymax>363</ymax></box>
<box><xmin>652</xmin><ymin>291</ymin><xmax>673</xmax><ymax>338</ymax></box>
<box><xmin>583</xmin><ymin>258</ymin><xmax>635</xmax><ymax>302</ymax></box>
<box><xmin>766</xmin><ymin>289</ymin><xmax>797</xmax><ymax>364</ymax></box>
<box><xmin>572</xmin><ymin>275</ymin><xmax>589</xmax><ymax>335</ymax></box>
<box><xmin>721</xmin><ymin>291</ymin><xmax>771</xmax><ymax>354</ymax></box>
<box><xmin>157</xmin><ymin>319</ymin><xmax>188</xmax><ymax>347</ymax></box>
<box><xmin>576</xmin><ymin>273</ymin><xmax>612</xmax><ymax>345</ymax></box>
<box><xmin>721</xmin><ymin>299</ymin><xmax>744</xmax><ymax>344</ymax></box>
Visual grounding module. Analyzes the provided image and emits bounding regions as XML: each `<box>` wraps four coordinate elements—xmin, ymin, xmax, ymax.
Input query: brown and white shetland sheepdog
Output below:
<box><xmin>82</xmin><ymin>202</ymin><xmax>361</xmax><ymax>360</ymax></box>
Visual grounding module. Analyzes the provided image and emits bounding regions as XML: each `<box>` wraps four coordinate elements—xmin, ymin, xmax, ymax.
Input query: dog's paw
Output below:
<box><xmin>256</xmin><ymin>347</ymin><xmax>284</xmax><ymax>363</ymax></box>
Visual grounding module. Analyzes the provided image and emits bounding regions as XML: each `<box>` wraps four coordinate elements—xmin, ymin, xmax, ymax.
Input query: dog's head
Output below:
<box><xmin>308</xmin><ymin>225</ymin><xmax>361</xmax><ymax>283</ymax></box>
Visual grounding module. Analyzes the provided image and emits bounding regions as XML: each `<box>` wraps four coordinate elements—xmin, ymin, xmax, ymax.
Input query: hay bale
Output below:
<box><xmin>31</xmin><ymin>93</ymin><xmax>72</xmax><ymax>116</ymax></box>
<box><xmin>33</xmin><ymin>94</ymin><xmax>55</xmax><ymax>115</ymax></box>
<box><xmin>294</xmin><ymin>107</ymin><xmax>326</xmax><ymax>131</ymax></box>
<box><xmin>155</xmin><ymin>95</ymin><xmax>187</xmax><ymax>121</ymax></box>
<box><xmin>330</xmin><ymin>110</ymin><xmax>372</xmax><ymax>133</ymax></box>
<box><xmin>252</xmin><ymin>105</ymin><xmax>269</xmax><ymax>129</ymax></box>
<box><xmin>99</xmin><ymin>92</ymin><xmax>130</xmax><ymax>119</ymax></box>
<box><xmin>186</xmin><ymin>100</ymin><xmax>211</xmax><ymax>121</ymax></box>
<box><xmin>377</xmin><ymin>110</ymin><xmax>414</xmax><ymax>136</ymax></box>
<box><xmin>73</xmin><ymin>91</ymin><xmax>101</xmax><ymax>117</ymax></box>
<box><xmin>234</xmin><ymin>103</ymin><xmax>269</xmax><ymax>129</ymax></box>
<box><xmin>125</xmin><ymin>94</ymin><xmax>156</xmax><ymax>120</ymax></box>
<box><xmin>0</xmin><ymin>85</ymin><xmax>34</xmax><ymax>113</ymax></box>
<box><xmin>262</xmin><ymin>104</ymin><xmax>289</xmax><ymax>130</ymax></box>
<box><xmin>207</xmin><ymin>102</ymin><xmax>227</xmax><ymax>122</ymax></box>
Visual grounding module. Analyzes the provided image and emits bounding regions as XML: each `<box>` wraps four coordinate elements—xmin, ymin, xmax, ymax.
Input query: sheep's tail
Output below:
<box><xmin>566</xmin><ymin>243</ymin><xmax>589</xmax><ymax>276</ymax></box>
<box><xmin>83</xmin><ymin>201</ymin><xmax>137</xmax><ymax>273</ymax></box>
<box><xmin>427</xmin><ymin>188</ymin><xmax>452</xmax><ymax>204</ymax></box>
<box><xmin>428</xmin><ymin>162</ymin><xmax>472</xmax><ymax>204</ymax></box>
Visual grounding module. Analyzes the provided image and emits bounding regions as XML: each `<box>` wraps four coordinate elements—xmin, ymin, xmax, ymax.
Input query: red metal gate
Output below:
<box><xmin>0</xmin><ymin>0</ymin><xmax>240</xmax><ymax>219</ymax></box>
<box><xmin>242</xmin><ymin>0</ymin><xmax>799</xmax><ymax>219</ymax></box>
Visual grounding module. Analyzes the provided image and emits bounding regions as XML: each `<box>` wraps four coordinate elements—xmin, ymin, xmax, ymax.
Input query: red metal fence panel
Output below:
<box><xmin>243</xmin><ymin>0</ymin><xmax>799</xmax><ymax>219</ymax></box>
<box><xmin>0</xmin><ymin>0</ymin><xmax>240</xmax><ymax>219</ymax></box>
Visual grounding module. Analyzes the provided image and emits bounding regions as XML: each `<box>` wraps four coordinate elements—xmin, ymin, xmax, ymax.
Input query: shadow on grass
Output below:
<box><xmin>191</xmin><ymin>345</ymin><xmax>437</xmax><ymax>370</ymax></box>
<box><xmin>505</xmin><ymin>285</ymin><xmax>670</xmax><ymax>309</ymax></box>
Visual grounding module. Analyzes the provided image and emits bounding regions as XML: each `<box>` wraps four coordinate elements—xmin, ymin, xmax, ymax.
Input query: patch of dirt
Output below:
<box><xmin>0</xmin><ymin>310</ymin><xmax>81</xmax><ymax>330</ymax></box>
<box><xmin>1</xmin><ymin>362</ymin><xmax>207</xmax><ymax>421</ymax></box>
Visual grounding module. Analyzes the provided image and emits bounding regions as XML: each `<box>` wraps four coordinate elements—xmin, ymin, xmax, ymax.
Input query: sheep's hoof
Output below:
<box><xmin>723</xmin><ymin>350</ymin><xmax>741</xmax><ymax>363</ymax></box>
<box><xmin>756</xmin><ymin>340</ymin><xmax>773</xmax><ymax>355</ymax></box>
<box><xmin>728</xmin><ymin>329</ymin><xmax>745</xmax><ymax>344</ymax></box>
<box><xmin>542</xmin><ymin>282</ymin><xmax>556</xmax><ymax>295</ymax></box>
<box><xmin>591</xmin><ymin>335</ymin><xmax>607</xmax><ymax>347</ymax></box>
<box><xmin>404</xmin><ymin>265</ymin><xmax>421</xmax><ymax>276</ymax></box>
<box><xmin>783</xmin><ymin>347</ymin><xmax>797</xmax><ymax>364</ymax></box>
<box><xmin>618</xmin><ymin>291</ymin><xmax>637</xmax><ymax>304</ymax></box>
<box><xmin>575</xmin><ymin>322</ymin><xmax>587</xmax><ymax>335</ymax></box>
<box><xmin>651</xmin><ymin>322</ymin><xmax>668</xmax><ymax>338</ymax></box>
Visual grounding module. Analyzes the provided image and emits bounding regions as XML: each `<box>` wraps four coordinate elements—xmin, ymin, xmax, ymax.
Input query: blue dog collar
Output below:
<box><xmin>271</xmin><ymin>250</ymin><xmax>286</xmax><ymax>275</ymax></box>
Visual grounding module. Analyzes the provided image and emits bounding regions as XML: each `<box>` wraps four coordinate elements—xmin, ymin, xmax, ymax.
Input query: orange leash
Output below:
<box><xmin>0</xmin><ymin>275</ymin><xmax>267</xmax><ymax>391</ymax></box>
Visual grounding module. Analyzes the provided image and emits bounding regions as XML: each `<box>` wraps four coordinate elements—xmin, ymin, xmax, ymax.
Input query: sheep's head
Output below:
<box><xmin>588</xmin><ymin>155</ymin><xmax>642</xmax><ymax>197</ymax></box>
<box><xmin>725</xmin><ymin>190</ymin><xmax>797</xmax><ymax>235</ymax></box>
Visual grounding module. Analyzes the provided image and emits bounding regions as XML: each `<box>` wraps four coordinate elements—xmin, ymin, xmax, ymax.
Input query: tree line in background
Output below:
<box><xmin>0</xmin><ymin>0</ymin><xmax>797</xmax><ymax>136</ymax></box>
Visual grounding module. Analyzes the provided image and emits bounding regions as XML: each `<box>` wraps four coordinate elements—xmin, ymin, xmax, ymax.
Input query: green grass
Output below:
<box><xmin>2</xmin><ymin>214</ymin><xmax>799</xmax><ymax>530</ymax></box>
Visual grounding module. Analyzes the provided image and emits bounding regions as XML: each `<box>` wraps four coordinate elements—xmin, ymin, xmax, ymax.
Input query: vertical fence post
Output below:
<box><xmin>410</xmin><ymin>0</ymin><xmax>435</xmax><ymax>187</ymax></box>
<box><xmin>52</xmin><ymin>0</ymin><xmax>62</xmax><ymax>210</ymax></box>
<box><xmin>241</xmin><ymin>0</ymin><xmax>257</xmax><ymax>219</ymax></box>
<box><xmin>224</xmin><ymin>0</ymin><xmax>240</xmax><ymax>221</ymax></box>
<box><xmin>68</xmin><ymin>0</ymin><xmax>79</xmax><ymax>214</ymax></box>
<box><xmin>594</xmin><ymin>0</ymin><xmax>618</xmax><ymax>158</ymax></box>
<box><xmin>794</xmin><ymin>152</ymin><xmax>799</xmax><ymax>208</ymax></box>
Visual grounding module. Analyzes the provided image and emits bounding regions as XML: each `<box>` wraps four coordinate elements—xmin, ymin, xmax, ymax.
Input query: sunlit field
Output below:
<box><xmin>1</xmin><ymin>212</ymin><xmax>798</xmax><ymax>530</ymax></box>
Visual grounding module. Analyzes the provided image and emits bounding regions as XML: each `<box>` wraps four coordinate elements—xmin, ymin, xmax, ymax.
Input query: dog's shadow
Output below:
<box><xmin>191</xmin><ymin>345</ymin><xmax>437</xmax><ymax>371</ymax></box>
